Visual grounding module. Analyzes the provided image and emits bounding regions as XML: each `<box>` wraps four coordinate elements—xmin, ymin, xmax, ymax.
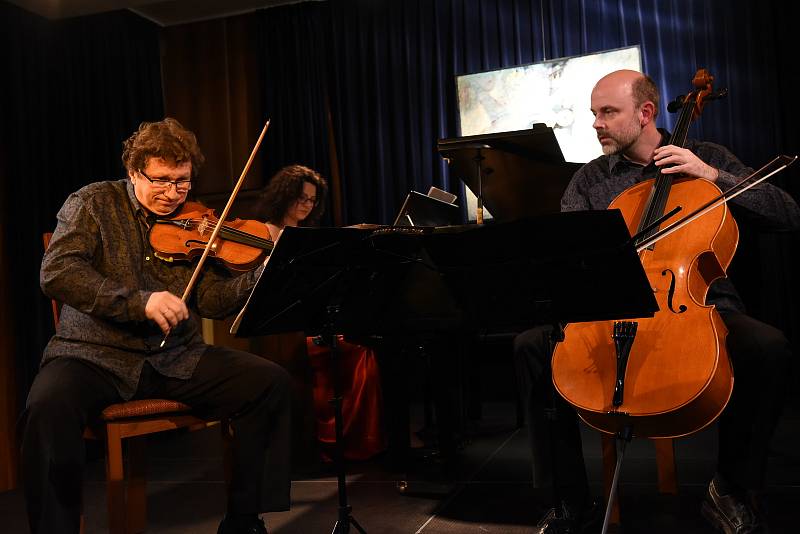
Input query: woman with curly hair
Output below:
<box><xmin>257</xmin><ymin>164</ymin><xmax>328</xmax><ymax>239</ymax></box>
<box><xmin>256</xmin><ymin>164</ymin><xmax>385</xmax><ymax>462</ymax></box>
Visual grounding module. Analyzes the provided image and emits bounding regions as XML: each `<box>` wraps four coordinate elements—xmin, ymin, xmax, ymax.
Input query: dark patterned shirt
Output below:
<box><xmin>561</xmin><ymin>130</ymin><xmax>800</xmax><ymax>313</ymax></box>
<box><xmin>41</xmin><ymin>179</ymin><xmax>262</xmax><ymax>399</ymax></box>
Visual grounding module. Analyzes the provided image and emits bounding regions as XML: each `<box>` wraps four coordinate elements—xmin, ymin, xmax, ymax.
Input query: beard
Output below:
<box><xmin>598</xmin><ymin>116</ymin><xmax>642</xmax><ymax>156</ymax></box>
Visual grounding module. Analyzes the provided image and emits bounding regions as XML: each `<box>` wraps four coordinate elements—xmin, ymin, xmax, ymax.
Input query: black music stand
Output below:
<box><xmin>425</xmin><ymin>209</ymin><xmax>658</xmax><ymax>533</ymax></box>
<box><xmin>232</xmin><ymin>212</ymin><xmax>658</xmax><ymax>533</ymax></box>
<box><xmin>232</xmin><ymin>226</ymin><xmax>454</xmax><ymax>338</ymax></box>
<box><xmin>232</xmin><ymin>225</ymin><xmax>440</xmax><ymax>534</ymax></box>
<box><xmin>438</xmin><ymin>126</ymin><xmax>583</xmax><ymax>222</ymax></box>
<box><xmin>425</xmin><ymin>209</ymin><xmax>657</xmax><ymax>329</ymax></box>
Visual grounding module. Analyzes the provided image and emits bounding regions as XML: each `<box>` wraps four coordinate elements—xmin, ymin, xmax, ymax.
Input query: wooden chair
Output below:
<box><xmin>43</xmin><ymin>233</ymin><xmax>229</xmax><ymax>534</ymax></box>
<box><xmin>601</xmin><ymin>434</ymin><xmax>677</xmax><ymax>524</ymax></box>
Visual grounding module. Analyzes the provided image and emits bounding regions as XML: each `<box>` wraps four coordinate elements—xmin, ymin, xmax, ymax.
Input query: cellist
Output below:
<box><xmin>514</xmin><ymin>70</ymin><xmax>800</xmax><ymax>533</ymax></box>
<box><xmin>21</xmin><ymin>118</ymin><xmax>291</xmax><ymax>534</ymax></box>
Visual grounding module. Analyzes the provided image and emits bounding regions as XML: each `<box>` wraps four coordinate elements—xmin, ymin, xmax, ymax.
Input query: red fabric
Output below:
<box><xmin>307</xmin><ymin>336</ymin><xmax>386</xmax><ymax>460</ymax></box>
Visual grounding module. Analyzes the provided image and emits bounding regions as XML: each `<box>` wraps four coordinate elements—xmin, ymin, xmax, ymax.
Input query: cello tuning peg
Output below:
<box><xmin>707</xmin><ymin>88</ymin><xmax>728</xmax><ymax>100</ymax></box>
<box><xmin>667</xmin><ymin>94</ymin><xmax>686</xmax><ymax>113</ymax></box>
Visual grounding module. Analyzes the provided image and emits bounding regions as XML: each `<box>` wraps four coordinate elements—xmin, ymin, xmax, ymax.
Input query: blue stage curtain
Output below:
<box><xmin>259</xmin><ymin>2</ymin><xmax>333</xmax><ymax>213</ymax></box>
<box><xmin>0</xmin><ymin>3</ymin><xmax>163</xmax><ymax>396</ymax></box>
<box><xmin>326</xmin><ymin>0</ymin><xmax>546</xmax><ymax>224</ymax></box>
<box><xmin>258</xmin><ymin>0</ymin><xmax>798</xmax><ymax>338</ymax></box>
<box><xmin>323</xmin><ymin>0</ymin><xmax>795</xmax><ymax>224</ymax></box>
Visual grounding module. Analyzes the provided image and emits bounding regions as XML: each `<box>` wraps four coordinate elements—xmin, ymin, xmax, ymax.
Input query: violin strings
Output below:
<box><xmin>170</xmin><ymin>217</ymin><xmax>273</xmax><ymax>248</ymax></box>
<box><xmin>219</xmin><ymin>225</ymin><xmax>274</xmax><ymax>248</ymax></box>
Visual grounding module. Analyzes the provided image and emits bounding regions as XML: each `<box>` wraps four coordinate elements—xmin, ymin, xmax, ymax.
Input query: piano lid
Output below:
<box><xmin>438</xmin><ymin>126</ymin><xmax>583</xmax><ymax>222</ymax></box>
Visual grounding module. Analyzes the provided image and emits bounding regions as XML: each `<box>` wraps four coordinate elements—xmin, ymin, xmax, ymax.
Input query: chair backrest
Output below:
<box><xmin>42</xmin><ymin>232</ymin><xmax>61</xmax><ymax>329</ymax></box>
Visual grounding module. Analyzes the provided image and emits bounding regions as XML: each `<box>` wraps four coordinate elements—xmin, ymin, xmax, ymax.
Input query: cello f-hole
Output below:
<box><xmin>662</xmin><ymin>269</ymin><xmax>687</xmax><ymax>314</ymax></box>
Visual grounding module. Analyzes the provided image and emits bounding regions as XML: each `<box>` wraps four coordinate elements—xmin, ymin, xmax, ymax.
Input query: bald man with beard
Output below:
<box><xmin>513</xmin><ymin>70</ymin><xmax>800</xmax><ymax>534</ymax></box>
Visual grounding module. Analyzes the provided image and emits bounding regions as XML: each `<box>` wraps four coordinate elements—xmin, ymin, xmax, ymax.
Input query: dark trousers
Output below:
<box><xmin>374</xmin><ymin>336</ymin><xmax>465</xmax><ymax>472</ymax></box>
<box><xmin>513</xmin><ymin>312</ymin><xmax>792</xmax><ymax>503</ymax></box>
<box><xmin>20</xmin><ymin>346</ymin><xmax>292</xmax><ymax>534</ymax></box>
<box><xmin>513</xmin><ymin>325</ymin><xmax>589</xmax><ymax>505</ymax></box>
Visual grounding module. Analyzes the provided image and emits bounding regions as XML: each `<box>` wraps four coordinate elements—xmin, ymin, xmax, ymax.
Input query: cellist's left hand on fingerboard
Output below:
<box><xmin>654</xmin><ymin>144</ymin><xmax>720</xmax><ymax>181</ymax></box>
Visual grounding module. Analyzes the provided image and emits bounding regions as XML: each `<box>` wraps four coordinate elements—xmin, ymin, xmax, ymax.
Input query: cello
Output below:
<box><xmin>551</xmin><ymin>69</ymin><xmax>736</xmax><ymax>439</ymax></box>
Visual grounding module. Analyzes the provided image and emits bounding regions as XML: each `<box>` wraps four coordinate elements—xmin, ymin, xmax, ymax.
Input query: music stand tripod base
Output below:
<box><xmin>322</xmin><ymin>307</ymin><xmax>368</xmax><ymax>534</ymax></box>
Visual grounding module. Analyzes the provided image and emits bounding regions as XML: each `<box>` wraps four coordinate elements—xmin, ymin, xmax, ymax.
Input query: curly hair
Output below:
<box><xmin>257</xmin><ymin>165</ymin><xmax>328</xmax><ymax>227</ymax></box>
<box><xmin>121</xmin><ymin>118</ymin><xmax>205</xmax><ymax>177</ymax></box>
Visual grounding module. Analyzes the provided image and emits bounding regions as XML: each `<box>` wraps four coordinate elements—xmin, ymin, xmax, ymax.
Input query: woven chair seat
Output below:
<box><xmin>100</xmin><ymin>399</ymin><xmax>193</xmax><ymax>421</ymax></box>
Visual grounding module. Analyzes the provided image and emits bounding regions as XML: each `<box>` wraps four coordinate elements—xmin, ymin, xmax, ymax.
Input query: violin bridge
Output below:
<box><xmin>198</xmin><ymin>216</ymin><xmax>209</xmax><ymax>236</ymax></box>
<box><xmin>612</xmin><ymin>321</ymin><xmax>638</xmax><ymax>407</ymax></box>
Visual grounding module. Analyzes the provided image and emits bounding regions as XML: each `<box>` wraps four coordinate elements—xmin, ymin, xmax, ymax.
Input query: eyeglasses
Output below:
<box><xmin>138</xmin><ymin>170</ymin><xmax>192</xmax><ymax>193</ymax></box>
<box><xmin>297</xmin><ymin>194</ymin><xmax>317</xmax><ymax>206</ymax></box>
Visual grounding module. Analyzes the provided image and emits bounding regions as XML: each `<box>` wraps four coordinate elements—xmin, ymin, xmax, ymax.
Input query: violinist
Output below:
<box><xmin>514</xmin><ymin>70</ymin><xmax>800</xmax><ymax>533</ymax></box>
<box><xmin>21</xmin><ymin>118</ymin><xmax>291</xmax><ymax>534</ymax></box>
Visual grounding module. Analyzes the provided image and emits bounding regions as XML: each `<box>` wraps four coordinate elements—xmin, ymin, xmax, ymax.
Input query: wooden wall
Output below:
<box><xmin>160</xmin><ymin>13</ymin><xmax>267</xmax><ymax>218</ymax></box>
<box><xmin>0</xmin><ymin>167</ymin><xmax>19</xmax><ymax>491</ymax></box>
<box><xmin>163</xmin><ymin>15</ymin><xmax>321</xmax><ymax>468</ymax></box>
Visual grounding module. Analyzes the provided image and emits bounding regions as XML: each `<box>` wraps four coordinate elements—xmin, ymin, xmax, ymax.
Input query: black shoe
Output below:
<box><xmin>701</xmin><ymin>479</ymin><xmax>767</xmax><ymax>534</ymax></box>
<box><xmin>217</xmin><ymin>514</ymin><xmax>268</xmax><ymax>534</ymax></box>
<box><xmin>535</xmin><ymin>500</ymin><xmax>601</xmax><ymax>534</ymax></box>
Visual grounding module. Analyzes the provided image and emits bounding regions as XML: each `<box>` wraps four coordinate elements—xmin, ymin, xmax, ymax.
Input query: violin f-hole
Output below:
<box><xmin>185</xmin><ymin>238</ymin><xmax>219</xmax><ymax>253</ymax></box>
<box><xmin>661</xmin><ymin>269</ymin><xmax>687</xmax><ymax>314</ymax></box>
<box><xmin>185</xmin><ymin>239</ymin><xmax>208</xmax><ymax>247</ymax></box>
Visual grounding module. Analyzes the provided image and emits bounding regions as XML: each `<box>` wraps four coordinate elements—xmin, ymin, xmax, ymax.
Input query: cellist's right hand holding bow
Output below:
<box><xmin>145</xmin><ymin>291</ymin><xmax>189</xmax><ymax>334</ymax></box>
<box><xmin>654</xmin><ymin>144</ymin><xmax>720</xmax><ymax>182</ymax></box>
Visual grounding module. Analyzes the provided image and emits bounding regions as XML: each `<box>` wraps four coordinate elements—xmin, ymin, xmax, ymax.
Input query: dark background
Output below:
<box><xmin>1</xmin><ymin>0</ymin><xmax>798</xmax><ymax>490</ymax></box>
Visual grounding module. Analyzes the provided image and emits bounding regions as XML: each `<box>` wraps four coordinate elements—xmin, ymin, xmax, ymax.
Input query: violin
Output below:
<box><xmin>551</xmin><ymin>69</ymin><xmax>736</xmax><ymax>439</ymax></box>
<box><xmin>156</xmin><ymin>120</ymin><xmax>269</xmax><ymax>347</ymax></box>
<box><xmin>149</xmin><ymin>200</ymin><xmax>274</xmax><ymax>272</ymax></box>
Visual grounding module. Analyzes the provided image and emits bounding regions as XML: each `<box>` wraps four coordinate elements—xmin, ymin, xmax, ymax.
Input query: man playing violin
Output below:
<box><xmin>20</xmin><ymin>118</ymin><xmax>290</xmax><ymax>534</ymax></box>
<box><xmin>515</xmin><ymin>70</ymin><xmax>800</xmax><ymax>533</ymax></box>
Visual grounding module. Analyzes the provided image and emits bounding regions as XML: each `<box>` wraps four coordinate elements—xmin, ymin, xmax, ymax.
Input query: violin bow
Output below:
<box><xmin>161</xmin><ymin>120</ymin><xmax>270</xmax><ymax>347</ymax></box>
